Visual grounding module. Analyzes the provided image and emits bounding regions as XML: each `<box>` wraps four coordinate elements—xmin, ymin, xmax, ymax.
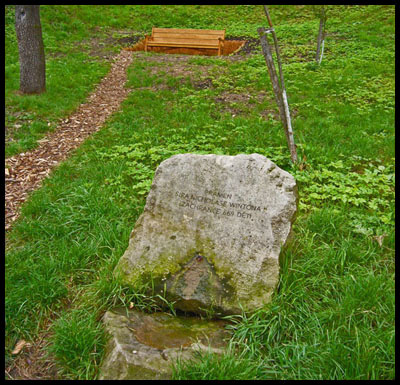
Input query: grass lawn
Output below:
<box><xmin>5</xmin><ymin>5</ymin><xmax>395</xmax><ymax>380</ymax></box>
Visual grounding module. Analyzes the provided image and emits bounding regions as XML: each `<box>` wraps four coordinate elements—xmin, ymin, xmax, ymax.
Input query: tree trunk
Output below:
<box><xmin>258</xmin><ymin>28</ymin><xmax>298</xmax><ymax>164</ymax></box>
<box><xmin>262</xmin><ymin>5</ymin><xmax>297</xmax><ymax>164</ymax></box>
<box><xmin>258</xmin><ymin>28</ymin><xmax>286</xmax><ymax>126</ymax></box>
<box><xmin>15</xmin><ymin>5</ymin><xmax>46</xmax><ymax>94</ymax></box>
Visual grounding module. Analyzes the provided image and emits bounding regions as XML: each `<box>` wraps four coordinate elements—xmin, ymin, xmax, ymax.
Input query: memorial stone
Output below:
<box><xmin>114</xmin><ymin>153</ymin><xmax>297</xmax><ymax>315</ymax></box>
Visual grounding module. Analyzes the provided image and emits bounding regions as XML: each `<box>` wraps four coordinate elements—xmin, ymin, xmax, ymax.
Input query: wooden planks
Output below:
<box><xmin>152</xmin><ymin>33</ymin><xmax>222</xmax><ymax>41</ymax></box>
<box><xmin>152</xmin><ymin>27</ymin><xmax>225</xmax><ymax>35</ymax></box>
<box><xmin>145</xmin><ymin>27</ymin><xmax>226</xmax><ymax>55</ymax></box>
<box><xmin>147</xmin><ymin>39</ymin><xmax>221</xmax><ymax>47</ymax></box>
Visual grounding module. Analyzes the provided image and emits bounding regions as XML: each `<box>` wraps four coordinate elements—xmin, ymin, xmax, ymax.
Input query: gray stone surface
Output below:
<box><xmin>114</xmin><ymin>153</ymin><xmax>297</xmax><ymax>315</ymax></box>
<box><xmin>99</xmin><ymin>309</ymin><xmax>229</xmax><ymax>380</ymax></box>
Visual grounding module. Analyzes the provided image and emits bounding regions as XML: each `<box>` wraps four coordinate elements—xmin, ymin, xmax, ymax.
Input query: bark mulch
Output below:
<box><xmin>5</xmin><ymin>50</ymin><xmax>133</xmax><ymax>233</ymax></box>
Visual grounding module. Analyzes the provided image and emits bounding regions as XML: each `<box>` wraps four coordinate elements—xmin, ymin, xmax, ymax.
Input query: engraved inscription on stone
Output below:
<box><xmin>175</xmin><ymin>189</ymin><xmax>265</xmax><ymax>220</ymax></box>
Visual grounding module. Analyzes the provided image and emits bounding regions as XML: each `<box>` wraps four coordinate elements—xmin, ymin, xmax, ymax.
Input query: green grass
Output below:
<box><xmin>5</xmin><ymin>4</ymin><xmax>394</xmax><ymax>380</ymax></box>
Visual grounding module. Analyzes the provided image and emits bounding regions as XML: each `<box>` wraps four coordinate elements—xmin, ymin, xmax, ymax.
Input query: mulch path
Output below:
<box><xmin>5</xmin><ymin>50</ymin><xmax>133</xmax><ymax>232</ymax></box>
<box><xmin>5</xmin><ymin>49</ymin><xmax>133</xmax><ymax>379</ymax></box>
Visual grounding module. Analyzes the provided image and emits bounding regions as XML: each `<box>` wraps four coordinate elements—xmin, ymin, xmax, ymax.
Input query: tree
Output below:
<box><xmin>312</xmin><ymin>5</ymin><xmax>328</xmax><ymax>65</ymax></box>
<box><xmin>15</xmin><ymin>5</ymin><xmax>46</xmax><ymax>94</ymax></box>
<box><xmin>258</xmin><ymin>5</ymin><xmax>298</xmax><ymax>164</ymax></box>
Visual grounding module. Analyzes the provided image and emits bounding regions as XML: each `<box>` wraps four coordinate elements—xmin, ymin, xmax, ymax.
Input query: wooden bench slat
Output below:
<box><xmin>148</xmin><ymin>41</ymin><xmax>220</xmax><ymax>47</ymax></box>
<box><xmin>152</xmin><ymin>33</ymin><xmax>223</xmax><ymax>40</ymax></box>
<box><xmin>153</xmin><ymin>27</ymin><xmax>225</xmax><ymax>35</ymax></box>
<box><xmin>149</xmin><ymin>38</ymin><xmax>221</xmax><ymax>46</ymax></box>
<box><xmin>148</xmin><ymin>42</ymin><xmax>220</xmax><ymax>49</ymax></box>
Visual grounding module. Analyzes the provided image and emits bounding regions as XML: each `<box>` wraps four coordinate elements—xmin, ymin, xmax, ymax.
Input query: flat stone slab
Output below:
<box><xmin>99</xmin><ymin>309</ymin><xmax>230</xmax><ymax>380</ymax></box>
<box><xmin>115</xmin><ymin>153</ymin><xmax>297</xmax><ymax>315</ymax></box>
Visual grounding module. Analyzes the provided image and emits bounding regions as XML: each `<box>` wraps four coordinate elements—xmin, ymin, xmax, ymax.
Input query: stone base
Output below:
<box><xmin>99</xmin><ymin>308</ymin><xmax>230</xmax><ymax>380</ymax></box>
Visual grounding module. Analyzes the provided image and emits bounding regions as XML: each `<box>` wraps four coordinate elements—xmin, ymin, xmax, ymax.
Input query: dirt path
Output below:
<box><xmin>5</xmin><ymin>50</ymin><xmax>133</xmax><ymax>232</ymax></box>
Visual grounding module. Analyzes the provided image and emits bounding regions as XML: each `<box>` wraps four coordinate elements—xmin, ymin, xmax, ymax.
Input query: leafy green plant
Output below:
<box><xmin>293</xmin><ymin>155</ymin><xmax>394</xmax><ymax>235</ymax></box>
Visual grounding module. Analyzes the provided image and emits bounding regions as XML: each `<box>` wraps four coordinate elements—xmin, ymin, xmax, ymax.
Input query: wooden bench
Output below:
<box><xmin>144</xmin><ymin>27</ymin><xmax>226</xmax><ymax>56</ymax></box>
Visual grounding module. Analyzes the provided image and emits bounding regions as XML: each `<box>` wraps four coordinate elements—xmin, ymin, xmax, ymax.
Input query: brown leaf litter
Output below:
<box><xmin>6</xmin><ymin>327</ymin><xmax>59</xmax><ymax>380</ymax></box>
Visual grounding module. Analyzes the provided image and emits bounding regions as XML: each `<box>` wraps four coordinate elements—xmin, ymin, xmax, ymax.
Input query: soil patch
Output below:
<box><xmin>192</xmin><ymin>77</ymin><xmax>214</xmax><ymax>90</ymax></box>
<box><xmin>132</xmin><ymin>52</ymin><xmax>213</xmax><ymax>90</ymax></box>
<box><xmin>88</xmin><ymin>33</ymin><xmax>144</xmax><ymax>59</ymax></box>
<box><xmin>5</xmin><ymin>319</ymin><xmax>59</xmax><ymax>381</ymax></box>
<box><xmin>214</xmin><ymin>90</ymin><xmax>277</xmax><ymax>118</ymax></box>
<box><xmin>225</xmin><ymin>36</ymin><xmax>261</xmax><ymax>55</ymax></box>
<box><xmin>129</xmin><ymin>52</ymin><xmax>277</xmax><ymax>119</ymax></box>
